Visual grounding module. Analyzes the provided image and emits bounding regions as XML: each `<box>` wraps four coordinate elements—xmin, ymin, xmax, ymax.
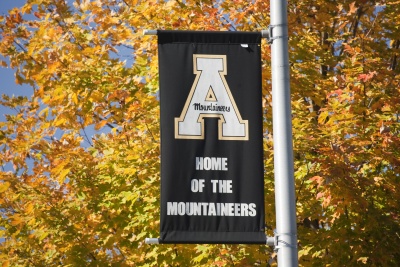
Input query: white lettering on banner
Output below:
<box><xmin>175</xmin><ymin>54</ymin><xmax>249</xmax><ymax>140</ymax></box>
<box><xmin>190</xmin><ymin>179</ymin><xmax>205</xmax><ymax>192</ymax></box>
<box><xmin>196</xmin><ymin>157</ymin><xmax>228</xmax><ymax>171</ymax></box>
<box><xmin>210</xmin><ymin>180</ymin><xmax>233</xmax><ymax>193</ymax></box>
<box><xmin>167</xmin><ymin>202</ymin><xmax>257</xmax><ymax>217</ymax></box>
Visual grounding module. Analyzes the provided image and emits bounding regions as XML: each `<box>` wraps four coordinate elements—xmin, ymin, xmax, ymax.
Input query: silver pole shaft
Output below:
<box><xmin>270</xmin><ymin>0</ymin><xmax>298</xmax><ymax>266</ymax></box>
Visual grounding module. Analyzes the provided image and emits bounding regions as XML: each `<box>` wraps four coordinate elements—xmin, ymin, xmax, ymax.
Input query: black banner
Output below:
<box><xmin>158</xmin><ymin>30</ymin><xmax>265</xmax><ymax>244</ymax></box>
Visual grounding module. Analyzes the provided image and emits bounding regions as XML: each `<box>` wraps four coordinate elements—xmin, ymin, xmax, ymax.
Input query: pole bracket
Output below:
<box><xmin>143</xmin><ymin>29</ymin><xmax>158</xmax><ymax>35</ymax></box>
<box><xmin>145</xmin><ymin>238</ymin><xmax>160</xmax><ymax>244</ymax></box>
<box><xmin>266</xmin><ymin>24</ymin><xmax>289</xmax><ymax>44</ymax></box>
<box><xmin>272</xmin><ymin>231</ymin><xmax>297</xmax><ymax>252</ymax></box>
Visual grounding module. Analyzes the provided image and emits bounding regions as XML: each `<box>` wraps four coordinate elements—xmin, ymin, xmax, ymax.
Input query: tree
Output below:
<box><xmin>0</xmin><ymin>0</ymin><xmax>399</xmax><ymax>266</ymax></box>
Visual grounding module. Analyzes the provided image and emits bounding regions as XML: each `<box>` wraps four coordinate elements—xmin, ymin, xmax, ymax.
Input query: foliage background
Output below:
<box><xmin>0</xmin><ymin>0</ymin><xmax>399</xmax><ymax>266</ymax></box>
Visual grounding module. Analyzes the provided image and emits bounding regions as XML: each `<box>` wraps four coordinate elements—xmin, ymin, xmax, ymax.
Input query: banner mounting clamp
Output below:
<box><xmin>145</xmin><ymin>238</ymin><xmax>160</xmax><ymax>244</ymax></box>
<box><xmin>266</xmin><ymin>24</ymin><xmax>289</xmax><ymax>44</ymax></box>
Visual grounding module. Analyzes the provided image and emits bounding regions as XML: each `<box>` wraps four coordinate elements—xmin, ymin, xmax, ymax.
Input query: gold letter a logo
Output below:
<box><xmin>175</xmin><ymin>55</ymin><xmax>249</xmax><ymax>140</ymax></box>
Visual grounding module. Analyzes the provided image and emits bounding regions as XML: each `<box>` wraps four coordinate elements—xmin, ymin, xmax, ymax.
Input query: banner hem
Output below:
<box><xmin>160</xmin><ymin>231</ymin><xmax>267</xmax><ymax>244</ymax></box>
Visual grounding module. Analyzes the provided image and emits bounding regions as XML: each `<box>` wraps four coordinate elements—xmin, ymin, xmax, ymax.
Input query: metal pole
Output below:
<box><xmin>270</xmin><ymin>0</ymin><xmax>298</xmax><ymax>266</ymax></box>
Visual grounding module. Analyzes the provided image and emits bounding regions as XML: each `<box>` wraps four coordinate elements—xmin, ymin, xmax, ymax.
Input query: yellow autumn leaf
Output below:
<box><xmin>71</xmin><ymin>93</ymin><xmax>79</xmax><ymax>105</ymax></box>
<box><xmin>0</xmin><ymin>182</ymin><xmax>10</xmax><ymax>193</ymax></box>
<box><xmin>318</xmin><ymin>110</ymin><xmax>329</xmax><ymax>125</ymax></box>
<box><xmin>39</xmin><ymin>107</ymin><xmax>49</xmax><ymax>118</ymax></box>
<box><xmin>53</xmin><ymin>116</ymin><xmax>66</xmax><ymax>127</ymax></box>
<box><xmin>10</xmin><ymin>215</ymin><xmax>23</xmax><ymax>226</ymax></box>
<box><xmin>58</xmin><ymin>168</ymin><xmax>70</xmax><ymax>183</ymax></box>
<box><xmin>25</xmin><ymin>202</ymin><xmax>34</xmax><ymax>214</ymax></box>
<box><xmin>94</xmin><ymin>120</ymin><xmax>108</xmax><ymax>130</ymax></box>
